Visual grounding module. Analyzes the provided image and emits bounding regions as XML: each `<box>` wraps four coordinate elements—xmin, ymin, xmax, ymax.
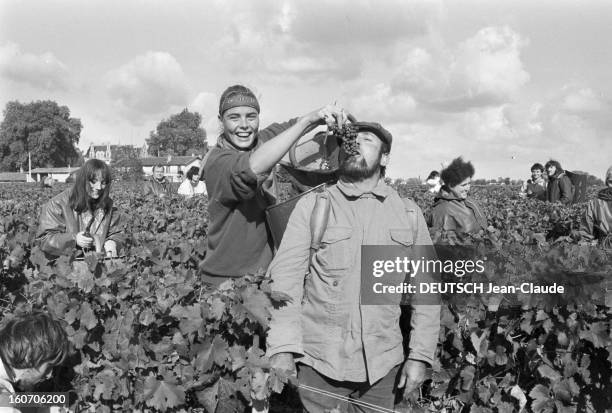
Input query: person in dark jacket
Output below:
<box><xmin>520</xmin><ymin>163</ymin><xmax>547</xmax><ymax>200</ymax></box>
<box><xmin>143</xmin><ymin>164</ymin><xmax>172</xmax><ymax>197</ymax></box>
<box><xmin>200</xmin><ymin>85</ymin><xmax>346</xmax><ymax>284</ymax></box>
<box><xmin>579</xmin><ymin>165</ymin><xmax>612</xmax><ymax>245</ymax></box>
<box><xmin>36</xmin><ymin>159</ymin><xmax>124</xmax><ymax>257</ymax></box>
<box><xmin>545</xmin><ymin>160</ymin><xmax>573</xmax><ymax>205</ymax></box>
<box><xmin>431</xmin><ymin>157</ymin><xmax>487</xmax><ymax>235</ymax></box>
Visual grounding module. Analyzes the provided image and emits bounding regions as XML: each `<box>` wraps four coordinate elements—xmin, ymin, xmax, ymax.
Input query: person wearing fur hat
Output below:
<box><xmin>545</xmin><ymin>160</ymin><xmax>573</xmax><ymax>205</ymax></box>
<box><xmin>579</xmin><ymin>165</ymin><xmax>612</xmax><ymax>245</ymax></box>
<box><xmin>200</xmin><ymin>85</ymin><xmax>347</xmax><ymax>285</ymax></box>
<box><xmin>431</xmin><ymin>157</ymin><xmax>487</xmax><ymax>235</ymax></box>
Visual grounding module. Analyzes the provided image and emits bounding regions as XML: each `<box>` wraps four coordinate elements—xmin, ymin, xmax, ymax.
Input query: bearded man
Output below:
<box><xmin>266</xmin><ymin>122</ymin><xmax>441</xmax><ymax>412</ymax></box>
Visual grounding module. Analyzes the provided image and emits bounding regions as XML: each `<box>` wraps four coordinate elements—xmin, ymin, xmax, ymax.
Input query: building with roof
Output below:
<box><xmin>140</xmin><ymin>155</ymin><xmax>202</xmax><ymax>182</ymax></box>
<box><xmin>30</xmin><ymin>167</ymin><xmax>79</xmax><ymax>183</ymax></box>
<box><xmin>0</xmin><ymin>172</ymin><xmax>27</xmax><ymax>183</ymax></box>
<box><xmin>84</xmin><ymin>143</ymin><xmax>147</xmax><ymax>164</ymax></box>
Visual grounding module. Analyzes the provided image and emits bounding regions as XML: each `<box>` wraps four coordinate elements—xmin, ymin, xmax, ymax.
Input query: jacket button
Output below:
<box><xmin>333</xmin><ymin>281</ymin><xmax>339</xmax><ymax>286</ymax></box>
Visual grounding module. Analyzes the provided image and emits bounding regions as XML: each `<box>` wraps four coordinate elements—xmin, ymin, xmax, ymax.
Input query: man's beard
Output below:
<box><xmin>339</xmin><ymin>153</ymin><xmax>381</xmax><ymax>180</ymax></box>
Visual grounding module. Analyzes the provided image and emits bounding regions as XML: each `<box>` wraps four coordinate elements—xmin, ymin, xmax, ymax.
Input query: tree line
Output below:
<box><xmin>0</xmin><ymin>100</ymin><xmax>208</xmax><ymax>172</ymax></box>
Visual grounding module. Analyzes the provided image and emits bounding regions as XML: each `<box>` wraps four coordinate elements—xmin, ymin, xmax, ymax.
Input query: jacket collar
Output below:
<box><xmin>597</xmin><ymin>187</ymin><xmax>612</xmax><ymax>202</ymax></box>
<box><xmin>434</xmin><ymin>186</ymin><xmax>463</xmax><ymax>203</ymax></box>
<box><xmin>0</xmin><ymin>355</ymin><xmax>15</xmax><ymax>393</ymax></box>
<box><xmin>336</xmin><ymin>178</ymin><xmax>392</xmax><ymax>199</ymax></box>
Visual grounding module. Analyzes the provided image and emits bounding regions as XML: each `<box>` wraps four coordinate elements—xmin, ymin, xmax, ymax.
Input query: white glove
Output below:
<box><xmin>76</xmin><ymin>232</ymin><xmax>93</xmax><ymax>248</ymax></box>
<box><xmin>104</xmin><ymin>240</ymin><xmax>118</xmax><ymax>257</ymax></box>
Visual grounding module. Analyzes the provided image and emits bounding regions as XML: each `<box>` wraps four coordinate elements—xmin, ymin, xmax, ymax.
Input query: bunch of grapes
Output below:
<box><xmin>330</xmin><ymin>123</ymin><xmax>359</xmax><ymax>156</ymax></box>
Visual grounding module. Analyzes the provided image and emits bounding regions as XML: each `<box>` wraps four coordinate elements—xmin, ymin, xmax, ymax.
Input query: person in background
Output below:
<box><xmin>519</xmin><ymin>163</ymin><xmax>547</xmax><ymax>200</ymax></box>
<box><xmin>177</xmin><ymin>166</ymin><xmax>207</xmax><ymax>198</ymax></box>
<box><xmin>36</xmin><ymin>159</ymin><xmax>124</xmax><ymax>257</ymax></box>
<box><xmin>425</xmin><ymin>170</ymin><xmax>441</xmax><ymax>193</ymax></box>
<box><xmin>545</xmin><ymin>160</ymin><xmax>573</xmax><ymax>205</ymax></box>
<box><xmin>143</xmin><ymin>164</ymin><xmax>173</xmax><ymax>198</ymax></box>
<box><xmin>266</xmin><ymin>121</ymin><xmax>440</xmax><ymax>412</ymax></box>
<box><xmin>579</xmin><ymin>165</ymin><xmax>612</xmax><ymax>245</ymax></box>
<box><xmin>200</xmin><ymin>84</ymin><xmax>346</xmax><ymax>285</ymax></box>
<box><xmin>431</xmin><ymin>157</ymin><xmax>487</xmax><ymax>235</ymax></box>
<box><xmin>41</xmin><ymin>176</ymin><xmax>54</xmax><ymax>188</ymax></box>
<box><xmin>0</xmin><ymin>313</ymin><xmax>70</xmax><ymax>410</ymax></box>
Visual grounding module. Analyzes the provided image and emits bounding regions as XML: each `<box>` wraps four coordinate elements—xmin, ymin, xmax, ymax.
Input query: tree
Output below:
<box><xmin>112</xmin><ymin>158</ymin><xmax>144</xmax><ymax>181</ymax></box>
<box><xmin>146</xmin><ymin>109</ymin><xmax>207</xmax><ymax>156</ymax></box>
<box><xmin>0</xmin><ymin>101</ymin><xmax>82</xmax><ymax>171</ymax></box>
<box><xmin>111</xmin><ymin>145</ymin><xmax>141</xmax><ymax>164</ymax></box>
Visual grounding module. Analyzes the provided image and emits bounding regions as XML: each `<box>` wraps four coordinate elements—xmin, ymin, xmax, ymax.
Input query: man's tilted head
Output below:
<box><xmin>0</xmin><ymin>312</ymin><xmax>69</xmax><ymax>390</ymax></box>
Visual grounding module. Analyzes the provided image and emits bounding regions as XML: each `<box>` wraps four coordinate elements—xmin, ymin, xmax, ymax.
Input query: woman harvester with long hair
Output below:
<box><xmin>36</xmin><ymin>159</ymin><xmax>124</xmax><ymax>257</ymax></box>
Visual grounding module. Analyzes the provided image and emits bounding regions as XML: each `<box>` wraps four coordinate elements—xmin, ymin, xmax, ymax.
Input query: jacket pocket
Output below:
<box><xmin>389</xmin><ymin>229</ymin><xmax>414</xmax><ymax>247</ymax></box>
<box><xmin>317</xmin><ymin>226</ymin><xmax>353</xmax><ymax>270</ymax></box>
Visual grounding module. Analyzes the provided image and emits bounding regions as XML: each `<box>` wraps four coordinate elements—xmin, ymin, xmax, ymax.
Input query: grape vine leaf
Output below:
<box><xmin>497</xmin><ymin>401</ymin><xmax>515</xmax><ymax>413</ymax></box>
<box><xmin>241</xmin><ymin>288</ymin><xmax>273</xmax><ymax>327</ymax></box>
<box><xmin>212</xmin><ymin>335</ymin><xmax>229</xmax><ymax>367</ymax></box>
<box><xmin>69</xmin><ymin>263</ymin><xmax>95</xmax><ymax>293</ymax></box>
<box><xmin>470</xmin><ymin>331</ymin><xmax>488</xmax><ymax>358</ymax></box>
<box><xmin>79</xmin><ymin>302</ymin><xmax>98</xmax><ymax>330</ymax></box>
<box><xmin>470</xmin><ymin>406</ymin><xmax>493</xmax><ymax>413</ymax></box>
<box><xmin>553</xmin><ymin>378</ymin><xmax>580</xmax><ymax>403</ymax></box>
<box><xmin>578</xmin><ymin>321</ymin><xmax>610</xmax><ymax>348</ymax></box>
<box><xmin>139</xmin><ymin>308</ymin><xmax>156</xmax><ymax>326</ymax></box>
<box><xmin>171</xmin><ymin>303</ymin><xmax>204</xmax><ymax>336</ymax></box>
<box><xmin>529</xmin><ymin>384</ymin><xmax>554</xmax><ymax>413</ymax></box>
<box><xmin>510</xmin><ymin>385</ymin><xmax>527</xmax><ymax>410</ymax></box>
<box><xmin>144</xmin><ymin>375</ymin><xmax>186</xmax><ymax>411</ymax></box>
<box><xmin>193</xmin><ymin>340</ymin><xmax>214</xmax><ymax>372</ymax></box>
<box><xmin>460</xmin><ymin>366</ymin><xmax>475</xmax><ymax>391</ymax></box>
<box><xmin>554</xmin><ymin>401</ymin><xmax>577</xmax><ymax>413</ymax></box>
<box><xmin>229</xmin><ymin>345</ymin><xmax>247</xmax><ymax>372</ymax></box>
<box><xmin>93</xmin><ymin>369</ymin><xmax>116</xmax><ymax>400</ymax></box>
<box><xmin>196</xmin><ymin>381</ymin><xmax>219</xmax><ymax>412</ymax></box>
<box><xmin>538</xmin><ymin>364</ymin><xmax>562</xmax><ymax>382</ymax></box>
<box><xmin>210</xmin><ymin>297</ymin><xmax>226</xmax><ymax>320</ymax></box>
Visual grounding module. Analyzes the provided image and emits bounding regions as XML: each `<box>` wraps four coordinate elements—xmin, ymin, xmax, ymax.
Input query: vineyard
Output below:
<box><xmin>1</xmin><ymin>181</ymin><xmax>611</xmax><ymax>412</ymax></box>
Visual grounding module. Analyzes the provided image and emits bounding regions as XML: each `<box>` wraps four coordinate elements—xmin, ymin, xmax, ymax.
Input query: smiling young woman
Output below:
<box><xmin>199</xmin><ymin>85</ymin><xmax>346</xmax><ymax>285</ymax></box>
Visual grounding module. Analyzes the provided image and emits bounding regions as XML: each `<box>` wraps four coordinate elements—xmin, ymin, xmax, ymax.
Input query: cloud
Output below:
<box><xmin>391</xmin><ymin>26</ymin><xmax>530</xmax><ymax>111</ymax></box>
<box><xmin>0</xmin><ymin>42</ymin><xmax>69</xmax><ymax>90</ymax></box>
<box><xmin>537</xmin><ymin>84</ymin><xmax>612</xmax><ymax>146</ymax></box>
<box><xmin>189</xmin><ymin>92</ymin><xmax>218</xmax><ymax>119</ymax></box>
<box><xmin>450</xmin><ymin>27</ymin><xmax>529</xmax><ymax>101</ymax></box>
<box><xmin>105</xmin><ymin>51</ymin><xmax>189</xmax><ymax>123</ymax></box>
<box><xmin>561</xmin><ymin>87</ymin><xmax>605</xmax><ymax>113</ymax></box>
<box><xmin>189</xmin><ymin>92</ymin><xmax>219</xmax><ymax>143</ymax></box>
<box><xmin>349</xmin><ymin>83</ymin><xmax>418</xmax><ymax>122</ymax></box>
<box><xmin>206</xmin><ymin>0</ymin><xmax>443</xmax><ymax>84</ymax></box>
<box><xmin>285</xmin><ymin>0</ymin><xmax>443</xmax><ymax>45</ymax></box>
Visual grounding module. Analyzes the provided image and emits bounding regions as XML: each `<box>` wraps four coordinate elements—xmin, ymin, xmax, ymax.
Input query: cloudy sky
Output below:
<box><xmin>1</xmin><ymin>0</ymin><xmax>611</xmax><ymax>179</ymax></box>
